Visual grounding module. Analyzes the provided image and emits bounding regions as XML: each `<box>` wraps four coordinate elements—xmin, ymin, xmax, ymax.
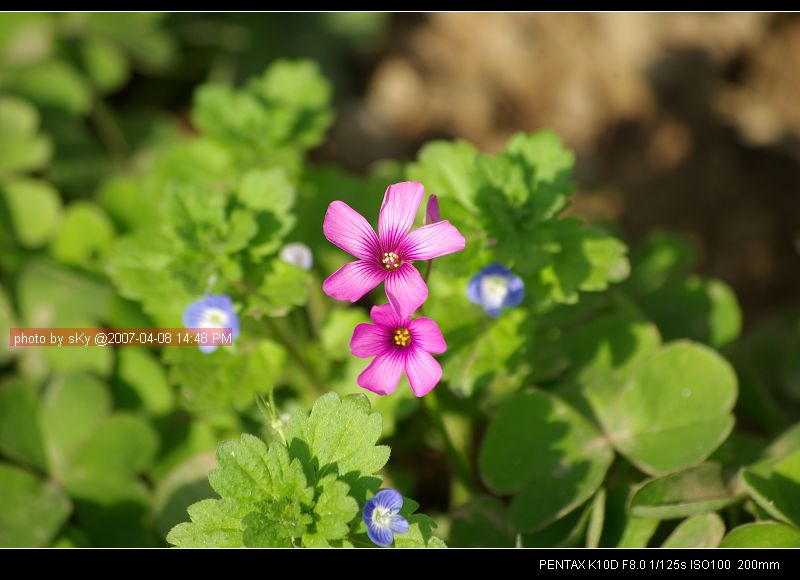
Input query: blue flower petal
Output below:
<box><xmin>199</xmin><ymin>343</ymin><xmax>218</xmax><ymax>354</ymax></box>
<box><xmin>182</xmin><ymin>298</ymin><xmax>208</xmax><ymax>328</ymax></box>
<box><xmin>362</xmin><ymin>499</ymin><xmax>376</xmax><ymax>525</ymax></box>
<box><xmin>373</xmin><ymin>488</ymin><xmax>403</xmax><ymax>511</ymax></box>
<box><xmin>366</xmin><ymin>521</ymin><xmax>394</xmax><ymax>547</ymax></box>
<box><xmin>505</xmin><ymin>274</ymin><xmax>525</xmax><ymax>308</ymax></box>
<box><xmin>467</xmin><ymin>274</ymin><xmax>483</xmax><ymax>306</ymax></box>
<box><xmin>467</xmin><ymin>264</ymin><xmax>525</xmax><ymax>317</ymax></box>
<box><xmin>388</xmin><ymin>514</ymin><xmax>409</xmax><ymax>534</ymax></box>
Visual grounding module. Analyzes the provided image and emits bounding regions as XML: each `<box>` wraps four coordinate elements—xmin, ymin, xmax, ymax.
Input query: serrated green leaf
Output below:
<box><xmin>302</xmin><ymin>474</ymin><xmax>358</xmax><ymax>545</ymax></box>
<box><xmin>286</xmin><ymin>392</ymin><xmax>390</xmax><ymax>494</ymax></box>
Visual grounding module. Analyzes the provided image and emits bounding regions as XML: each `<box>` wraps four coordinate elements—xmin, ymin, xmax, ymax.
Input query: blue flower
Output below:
<box><xmin>363</xmin><ymin>489</ymin><xmax>410</xmax><ymax>547</ymax></box>
<box><xmin>467</xmin><ymin>263</ymin><xmax>525</xmax><ymax>318</ymax></box>
<box><xmin>280</xmin><ymin>242</ymin><xmax>313</xmax><ymax>270</ymax></box>
<box><xmin>182</xmin><ymin>294</ymin><xmax>240</xmax><ymax>354</ymax></box>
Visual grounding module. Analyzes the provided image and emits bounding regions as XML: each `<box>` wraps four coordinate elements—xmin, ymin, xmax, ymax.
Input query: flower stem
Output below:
<box><xmin>263</xmin><ymin>316</ymin><xmax>327</xmax><ymax>396</ymax></box>
<box><xmin>424</xmin><ymin>389</ymin><xmax>476</xmax><ymax>496</ymax></box>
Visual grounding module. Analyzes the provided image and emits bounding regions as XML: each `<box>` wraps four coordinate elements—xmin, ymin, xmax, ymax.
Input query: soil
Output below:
<box><xmin>321</xmin><ymin>13</ymin><xmax>800</xmax><ymax>328</ymax></box>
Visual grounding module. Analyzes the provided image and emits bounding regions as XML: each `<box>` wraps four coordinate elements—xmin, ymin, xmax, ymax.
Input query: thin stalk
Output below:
<box><xmin>425</xmin><ymin>389</ymin><xmax>476</xmax><ymax>496</ymax></box>
<box><xmin>92</xmin><ymin>98</ymin><xmax>128</xmax><ymax>167</ymax></box>
<box><xmin>263</xmin><ymin>316</ymin><xmax>327</xmax><ymax>395</ymax></box>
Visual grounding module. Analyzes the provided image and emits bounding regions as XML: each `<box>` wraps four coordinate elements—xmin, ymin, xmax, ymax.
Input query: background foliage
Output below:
<box><xmin>1</xmin><ymin>13</ymin><xmax>799</xmax><ymax>548</ymax></box>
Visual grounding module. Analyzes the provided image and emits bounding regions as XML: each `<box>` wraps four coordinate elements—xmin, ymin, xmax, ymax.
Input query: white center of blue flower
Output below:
<box><xmin>480</xmin><ymin>275</ymin><xmax>509</xmax><ymax>310</ymax></box>
<box><xmin>371</xmin><ymin>505</ymin><xmax>394</xmax><ymax>528</ymax></box>
<box><xmin>199</xmin><ymin>307</ymin><xmax>229</xmax><ymax>329</ymax></box>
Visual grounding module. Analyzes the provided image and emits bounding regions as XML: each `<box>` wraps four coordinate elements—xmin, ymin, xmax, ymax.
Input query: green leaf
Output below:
<box><xmin>0</xmin><ymin>380</ymin><xmax>47</xmax><ymax>471</ymax></box>
<box><xmin>2</xmin><ymin>178</ymin><xmax>62</xmax><ymax>248</ymax></box>
<box><xmin>0</xmin><ymin>463</ymin><xmax>70</xmax><ymax>547</ymax></box>
<box><xmin>286</xmin><ymin>392</ymin><xmax>390</xmax><ymax>498</ymax></box>
<box><xmin>407</xmin><ymin>139</ymin><xmax>479</xmax><ymax>211</ymax></box>
<box><xmin>152</xmin><ymin>452</ymin><xmax>216</xmax><ymax>537</ymax></box>
<box><xmin>478</xmin><ymin>390</ymin><xmax>614</xmax><ymax>532</ymax></box>
<box><xmin>81</xmin><ymin>35</ymin><xmax>129</xmax><ymax>93</ymax></box>
<box><xmin>535</xmin><ymin>219</ymin><xmax>630</xmax><ymax>304</ymax></box>
<box><xmin>0</xmin><ymin>96</ymin><xmax>51</xmax><ymax>178</ymax></box>
<box><xmin>449</xmin><ymin>496</ymin><xmax>514</xmax><ymax>548</ymax></box>
<box><xmin>719</xmin><ymin>522</ymin><xmax>800</xmax><ymax>548</ymax></box>
<box><xmin>321</xmin><ymin>309</ymin><xmax>371</xmax><ymax>361</ymax></box>
<box><xmin>40</xmin><ymin>374</ymin><xmax>110</xmax><ymax>480</ymax></box>
<box><xmin>588</xmin><ymin>341</ymin><xmax>737</xmax><ymax>475</ymax></box>
<box><xmin>50</xmin><ymin>201</ymin><xmax>115</xmax><ymax>270</ymax></box>
<box><xmin>116</xmin><ymin>347</ymin><xmax>174</xmax><ymax>415</ymax></box>
<box><xmin>251</xmin><ymin>260</ymin><xmax>310</xmax><ymax>316</ymax></box>
<box><xmin>238</xmin><ymin>169</ymin><xmax>297</xmax><ymax>258</ymax></box>
<box><xmin>630</xmin><ymin>463</ymin><xmax>738</xmax><ymax>519</ymax></box>
<box><xmin>6</xmin><ymin>59</ymin><xmax>91</xmax><ymax>115</ymax></box>
<box><xmin>661</xmin><ymin>513</ymin><xmax>725</xmax><ymax>548</ymax></box>
<box><xmin>83</xmin><ymin>12</ymin><xmax>176</xmax><ymax>73</ymax></box>
<box><xmin>586</xmin><ymin>489</ymin><xmax>606</xmax><ymax>549</ymax></box>
<box><xmin>599</xmin><ymin>485</ymin><xmax>660</xmax><ymax>548</ymax></box>
<box><xmin>63</xmin><ymin>414</ymin><xmax>159</xmax><ymax>503</ymax></box>
<box><xmin>743</xmin><ymin>450</ymin><xmax>800</xmax><ymax>527</ymax></box>
<box><xmin>166</xmin><ymin>340</ymin><xmax>286</xmax><ymax>411</ymax></box>
<box><xmin>168</xmin><ymin>434</ymin><xmax>314</xmax><ymax>548</ymax></box>
<box><xmin>563</xmin><ymin>310</ymin><xmax>662</xmax><ymax>388</ymax></box>
<box><xmin>624</xmin><ymin>230</ymin><xmax>696</xmax><ymax>296</ymax></box>
<box><xmin>166</xmin><ymin>498</ymin><xmax>250</xmax><ymax>548</ymax></box>
<box><xmin>0</xmin><ymin>286</ymin><xmax>15</xmax><ymax>364</ymax></box>
<box><xmin>637</xmin><ymin>276</ymin><xmax>741</xmax><ymax>349</ymax></box>
<box><xmin>302</xmin><ymin>474</ymin><xmax>358</xmax><ymax>545</ymax></box>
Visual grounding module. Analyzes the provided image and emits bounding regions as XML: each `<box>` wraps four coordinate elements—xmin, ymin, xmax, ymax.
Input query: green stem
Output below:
<box><xmin>263</xmin><ymin>316</ymin><xmax>327</xmax><ymax>395</ymax></box>
<box><xmin>91</xmin><ymin>98</ymin><xmax>128</xmax><ymax>167</ymax></box>
<box><xmin>425</xmin><ymin>389</ymin><xmax>476</xmax><ymax>496</ymax></box>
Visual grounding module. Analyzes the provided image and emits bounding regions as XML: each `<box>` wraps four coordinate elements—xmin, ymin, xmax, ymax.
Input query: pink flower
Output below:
<box><xmin>350</xmin><ymin>303</ymin><xmax>447</xmax><ymax>397</ymax></box>
<box><xmin>424</xmin><ymin>194</ymin><xmax>441</xmax><ymax>226</ymax></box>
<box><xmin>322</xmin><ymin>182</ymin><xmax>465</xmax><ymax>319</ymax></box>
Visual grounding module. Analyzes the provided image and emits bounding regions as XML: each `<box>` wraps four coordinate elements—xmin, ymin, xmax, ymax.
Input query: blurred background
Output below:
<box><xmin>6</xmin><ymin>12</ymin><xmax>798</xmax><ymax>326</ymax></box>
<box><xmin>2</xmin><ymin>12</ymin><xmax>800</xmax><ymax>547</ymax></box>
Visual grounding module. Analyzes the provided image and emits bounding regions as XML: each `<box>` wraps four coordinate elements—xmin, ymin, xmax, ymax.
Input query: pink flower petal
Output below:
<box><xmin>369</xmin><ymin>303</ymin><xmax>407</xmax><ymax>329</ymax></box>
<box><xmin>351</xmin><ymin>323</ymin><xmax>391</xmax><ymax>358</ymax></box>
<box><xmin>424</xmin><ymin>195</ymin><xmax>441</xmax><ymax>226</ymax></box>
<box><xmin>322</xmin><ymin>260</ymin><xmax>385</xmax><ymax>303</ymax></box>
<box><xmin>378</xmin><ymin>182</ymin><xmax>424</xmax><ymax>248</ymax></box>
<box><xmin>408</xmin><ymin>318</ymin><xmax>447</xmax><ymax>354</ymax></box>
<box><xmin>357</xmin><ymin>352</ymin><xmax>405</xmax><ymax>395</ymax></box>
<box><xmin>384</xmin><ymin>263</ymin><xmax>428</xmax><ymax>320</ymax></box>
<box><xmin>323</xmin><ymin>200</ymin><xmax>379</xmax><ymax>260</ymax></box>
<box><xmin>401</xmin><ymin>220</ymin><xmax>466</xmax><ymax>261</ymax></box>
<box><xmin>404</xmin><ymin>348</ymin><xmax>443</xmax><ymax>397</ymax></box>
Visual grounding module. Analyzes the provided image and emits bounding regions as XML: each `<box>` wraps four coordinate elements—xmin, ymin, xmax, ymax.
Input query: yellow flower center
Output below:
<box><xmin>382</xmin><ymin>252</ymin><xmax>401</xmax><ymax>271</ymax></box>
<box><xmin>393</xmin><ymin>327</ymin><xmax>411</xmax><ymax>347</ymax></box>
